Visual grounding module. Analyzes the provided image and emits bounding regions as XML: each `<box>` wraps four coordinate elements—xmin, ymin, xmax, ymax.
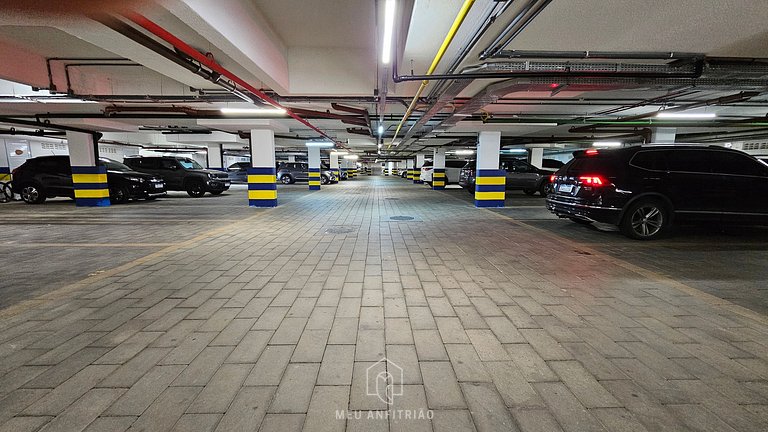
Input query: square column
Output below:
<box><xmin>529</xmin><ymin>148</ymin><xmax>543</xmax><ymax>168</ymax></box>
<box><xmin>205</xmin><ymin>144</ymin><xmax>223</xmax><ymax>170</ymax></box>
<box><xmin>0</xmin><ymin>139</ymin><xmax>10</xmax><ymax>183</ymax></box>
<box><xmin>67</xmin><ymin>131</ymin><xmax>109</xmax><ymax>207</ymax></box>
<box><xmin>308</xmin><ymin>145</ymin><xmax>321</xmax><ymax>190</ymax></box>
<box><xmin>387</xmin><ymin>161</ymin><xmax>395</xmax><ymax>177</ymax></box>
<box><xmin>406</xmin><ymin>159</ymin><xmax>414</xmax><ymax>181</ymax></box>
<box><xmin>414</xmin><ymin>154</ymin><xmax>425</xmax><ymax>184</ymax></box>
<box><xmin>248</xmin><ymin>129</ymin><xmax>277</xmax><ymax>207</ymax></box>
<box><xmin>330</xmin><ymin>152</ymin><xmax>340</xmax><ymax>180</ymax></box>
<box><xmin>475</xmin><ymin>131</ymin><xmax>505</xmax><ymax>208</ymax></box>
<box><xmin>652</xmin><ymin>127</ymin><xmax>676</xmax><ymax>143</ymax></box>
<box><xmin>432</xmin><ymin>147</ymin><xmax>446</xmax><ymax>190</ymax></box>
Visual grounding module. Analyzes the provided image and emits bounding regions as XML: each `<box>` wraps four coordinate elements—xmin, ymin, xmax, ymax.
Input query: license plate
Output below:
<box><xmin>558</xmin><ymin>184</ymin><xmax>574</xmax><ymax>193</ymax></box>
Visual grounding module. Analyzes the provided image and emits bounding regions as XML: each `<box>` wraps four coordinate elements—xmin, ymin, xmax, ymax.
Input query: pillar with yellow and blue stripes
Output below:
<box><xmin>432</xmin><ymin>147</ymin><xmax>446</xmax><ymax>190</ymax></box>
<box><xmin>0</xmin><ymin>168</ymin><xmax>10</xmax><ymax>183</ymax></box>
<box><xmin>72</xmin><ymin>166</ymin><xmax>110</xmax><ymax>206</ymax></box>
<box><xmin>414</xmin><ymin>154</ymin><xmax>425</xmax><ymax>184</ymax></box>
<box><xmin>308</xmin><ymin>145</ymin><xmax>321</xmax><ymax>190</ymax></box>
<box><xmin>65</xmin><ymin>131</ymin><xmax>110</xmax><ymax>207</ymax></box>
<box><xmin>248</xmin><ymin>129</ymin><xmax>278</xmax><ymax>207</ymax></box>
<box><xmin>474</xmin><ymin>131</ymin><xmax>505</xmax><ymax>208</ymax></box>
<box><xmin>0</xmin><ymin>141</ymin><xmax>10</xmax><ymax>183</ymax></box>
<box><xmin>247</xmin><ymin>167</ymin><xmax>277</xmax><ymax>207</ymax></box>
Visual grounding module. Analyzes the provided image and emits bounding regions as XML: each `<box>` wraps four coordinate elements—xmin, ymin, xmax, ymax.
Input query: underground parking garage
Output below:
<box><xmin>2</xmin><ymin>1</ymin><xmax>768</xmax><ymax>431</ymax></box>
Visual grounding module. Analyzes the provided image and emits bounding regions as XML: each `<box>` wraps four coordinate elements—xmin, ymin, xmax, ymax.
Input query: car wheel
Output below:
<box><xmin>620</xmin><ymin>198</ymin><xmax>669</xmax><ymax>240</ymax></box>
<box><xmin>523</xmin><ymin>189</ymin><xmax>536</xmax><ymax>196</ymax></box>
<box><xmin>320</xmin><ymin>175</ymin><xmax>329</xmax><ymax>185</ymax></box>
<box><xmin>210</xmin><ymin>190</ymin><xmax>224</xmax><ymax>195</ymax></box>
<box><xmin>280</xmin><ymin>175</ymin><xmax>294</xmax><ymax>185</ymax></box>
<box><xmin>185</xmin><ymin>181</ymin><xmax>206</xmax><ymax>197</ymax></box>
<box><xmin>539</xmin><ymin>182</ymin><xmax>549</xmax><ymax>197</ymax></box>
<box><xmin>465</xmin><ymin>185</ymin><xmax>474</xmax><ymax>195</ymax></box>
<box><xmin>109</xmin><ymin>186</ymin><xmax>130</xmax><ymax>204</ymax></box>
<box><xmin>20</xmin><ymin>183</ymin><xmax>46</xmax><ymax>204</ymax></box>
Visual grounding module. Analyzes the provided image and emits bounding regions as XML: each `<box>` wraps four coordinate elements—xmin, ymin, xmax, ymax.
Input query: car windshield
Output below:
<box><xmin>178</xmin><ymin>159</ymin><xmax>203</xmax><ymax>169</ymax></box>
<box><xmin>100</xmin><ymin>159</ymin><xmax>132</xmax><ymax>171</ymax></box>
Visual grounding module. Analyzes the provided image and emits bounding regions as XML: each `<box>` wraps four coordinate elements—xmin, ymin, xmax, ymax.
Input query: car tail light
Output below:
<box><xmin>578</xmin><ymin>175</ymin><xmax>606</xmax><ymax>186</ymax></box>
<box><xmin>549</xmin><ymin>174</ymin><xmax>556</xmax><ymax>183</ymax></box>
<box><xmin>585</xmin><ymin>149</ymin><xmax>599</xmax><ymax>156</ymax></box>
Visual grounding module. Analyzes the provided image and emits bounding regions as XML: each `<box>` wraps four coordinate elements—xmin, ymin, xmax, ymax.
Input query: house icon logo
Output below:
<box><xmin>366</xmin><ymin>358</ymin><xmax>404</xmax><ymax>404</ymax></box>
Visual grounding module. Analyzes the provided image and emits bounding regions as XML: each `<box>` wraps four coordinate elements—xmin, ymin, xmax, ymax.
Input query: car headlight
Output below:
<box><xmin>208</xmin><ymin>173</ymin><xmax>216</xmax><ymax>179</ymax></box>
<box><xmin>126</xmin><ymin>176</ymin><xmax>145</xmax><ymax>183</ymax></box>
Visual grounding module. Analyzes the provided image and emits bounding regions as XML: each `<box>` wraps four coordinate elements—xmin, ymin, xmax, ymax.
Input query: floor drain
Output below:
<box><xmin>325</xmin><ymin>226</ymin><xmax>357</xmax><ymax>234</ymax></box>
<box><xmin>389</xmin><ymin>215</ymin><xmax>415</xmax><ymax>221</ymax></box>
<box><xmin>384</xmin><ymin>197</ymin><xmax>399</xmax><ymax>200</ymax></box>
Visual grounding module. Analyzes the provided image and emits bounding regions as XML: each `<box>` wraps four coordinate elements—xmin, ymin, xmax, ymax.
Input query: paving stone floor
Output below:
<box><xmin>1</xmin><ymin>176</ymin><xmax>768</xmax><ymax>431</ymax></box>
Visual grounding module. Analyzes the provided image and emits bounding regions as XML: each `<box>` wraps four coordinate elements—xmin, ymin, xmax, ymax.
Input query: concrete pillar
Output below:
<box><xmin>0</xmin><ymin>139</ymin><xmax>10</xmax><ymax>182</ymax></box>
<box><xmin>529</xmin><ymin>148</ymin><xmax>544</xmax><ymax>168</ymax></box>
<box><xmin>67</xmin><ymin>131</ymin><xmax>109</xmax><ymax>207</ymax></box>
<box><xmin>287</xmin><ymin>155</ymin><xmax>296</xmax><ymax>162</ymax></box>
<box><xmin>432</xmin><ymin>147</ymin><xmax>446</xmax><ymax>190</ymax></box>
<box><xmin>330</xmin><ymin>152</ymin><xmax>340</xmax><ymax>181</ymax></box>
<box><xmin>414</xmin><ymin>154</ymin><xmax>425</xmax><ymax>184</ymax></box>
<box><xmin>475</xmin><ymin>131</ymin><xmax>504</xmax><ymax>208</ymax></box>
<box><xmin>405</xmin><ymin>159</ymin><xmax>414</xmax><ymax>181</ymax></box>
<box><xmin>307</xmin><ymin>145</ymin><xmax>321</xmax><ymax>190</ymax></box>
<box><xmin>387</xmin><ymin>161</ymin><xmax>395</xmax><ymax>177</ymax></box>
<box><xmin>652</xmin><ymin>127</ymin><xmax>676</xmax><ymax>143</ymax></box>
<box><xmin>205</xmin><ymin>143</ymin><xmax>223</xmax><ymax>170</ymax></box>
<box><xmin>248</xmin><ymin>129</ymin><xmax>277</xmax><ymax>207</ymax></box>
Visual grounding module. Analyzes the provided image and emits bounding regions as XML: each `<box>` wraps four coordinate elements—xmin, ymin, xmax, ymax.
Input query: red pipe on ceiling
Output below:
<box><xmin>123</xmin><ymin>11</ymin><xmax>341</xmax><ymax>146</ymax></box>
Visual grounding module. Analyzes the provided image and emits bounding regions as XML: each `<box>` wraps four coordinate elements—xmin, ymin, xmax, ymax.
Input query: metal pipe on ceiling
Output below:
<box><xmin>389</xmin><ymin>0</ymin><xmax>477</xmax><ymax>148</ymax></box>
<box><xmin>479</xmin><ymin>0</ymin><xmax>553</xmax><ymax>60</ymax></box>
<box><xmin>491</xmin><ymin>50</ymin><xmax>705</xmax><ymax>60</ymax></box>
<box><xmin>123</xmin><ymin>12</ymin><xmax>339</xmax><ymax>145</ymax></box>
<box><xmin>616</xmin><ymin>91</ymin><xmax>761</xmax><ymax>122</ymax></box>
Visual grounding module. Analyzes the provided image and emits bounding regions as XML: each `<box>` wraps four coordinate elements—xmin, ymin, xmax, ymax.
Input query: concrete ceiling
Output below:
<box><xmin>0</xmin><ymin>0</ymin><xmax>766</xmax><ymax>158</ymax></box>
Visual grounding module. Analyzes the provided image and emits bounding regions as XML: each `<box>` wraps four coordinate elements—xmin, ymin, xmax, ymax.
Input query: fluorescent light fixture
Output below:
<box><xmin>220</xmin><ymin>107</ymin><xmax>286</xmax><ymax>115</ymax></box>
<box><xmin>501</xmin><ymin>148</ymin><xmax>527</xmax><ymax>153</ymax></box>
<box><xmin>330</xmin><ymin>151</ymin><xmax>348</xmax><ymax>156</ymax></box>
<box><xmin>593</xmin><ymin>141</ymin><xmax>622</xmax><ymax>147</ymax></box>
<box><xmin>344</xmin><ymin>155</ymin><xmax>359</xmax><ymax>160</ymax></box>
<box><xmin>454</xmin><ymin>113</ymin><xmax>473</xmax><ymax>117</ymax></box>
<box><xmin>305</xmin><ymin>141</ymin><xmax>334</xmax><ymax>148</ymax></box>
<box><xmin>454</xmin><ymin>149</ymin><xmax>475</xmax><ymax>155</ymax></box>
<box><xmin>382</xmin><ymin>0</ymin><xmax>396</xmax><ymax>64</ymax></box>
<box><xmin>378</xmin><ymin>125</ymin><xmax>384</xmax><ymax>135</ymax></box>
<box><xmin>655</xmin><ymin>112</ymin><xmax>716</xmax><ymax>119</ymax></box>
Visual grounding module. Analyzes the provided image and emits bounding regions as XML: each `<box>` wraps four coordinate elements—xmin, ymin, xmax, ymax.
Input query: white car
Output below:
<box><xmin>419</xmin><ymin>160</ymin><xmax>467</xmax><ymax>184</ymax></box>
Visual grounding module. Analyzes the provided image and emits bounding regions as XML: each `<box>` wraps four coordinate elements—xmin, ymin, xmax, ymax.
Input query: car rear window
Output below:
<box><xmin>630</xmin><ymin>150</ymin><xmax>668</xmax><ymax>171</ymax></box>
<box><xmin>565</xmin><ymin>156</ymin><xmax>620</xmax><ymax>175</ymax></box>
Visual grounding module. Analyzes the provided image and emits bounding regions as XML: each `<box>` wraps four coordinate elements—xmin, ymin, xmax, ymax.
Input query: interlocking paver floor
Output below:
<box><xmin>1</xmin><ymin>176</ymin><xmax>767</xmax><ymax>432</ymax></box>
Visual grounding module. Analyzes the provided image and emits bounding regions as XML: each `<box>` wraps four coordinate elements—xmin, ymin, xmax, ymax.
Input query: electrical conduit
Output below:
<box><xmin>388</xmin><ymin>0</ymin><xmax>475</xmax><ymax>149</ymax></box>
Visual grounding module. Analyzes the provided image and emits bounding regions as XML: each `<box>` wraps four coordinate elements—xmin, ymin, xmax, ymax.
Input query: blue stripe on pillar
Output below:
<box><xmin>72</xmin><ymin>165</ymin><xmax>110</xmax><ymax>207</ymax></box>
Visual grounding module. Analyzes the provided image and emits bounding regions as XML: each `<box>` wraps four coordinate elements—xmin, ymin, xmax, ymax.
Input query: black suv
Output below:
<box><xmin>459</xmin><ymin>157</ymin><xmax>551</xmax><ymax>196</ymax></box>
<box><xmin>547</xmin><ymin>146</ymin><xmax>768</xmax><ymax>239</ymax></box>
<box><xmin>11</xmin><ymin>156</ymin><xmax>166</xmax><ymax>204</ymax></box>
<box><xmin>124</xmin><ymin>156</ymin><xmax>230</xmax><ymax>197</ymax></box>
<box><xmin>276</xmin><ymin>162</ymin><xmax>336</xmax><ymax>185</ymax></box>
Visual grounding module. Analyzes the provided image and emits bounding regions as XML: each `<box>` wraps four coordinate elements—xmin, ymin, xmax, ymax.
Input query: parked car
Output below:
<box><xmin>419</xmin><ymin>160</ymin><xmax>467</xmax><ymax>185</ymax></box>
<box><xmin>226</xmin><ymin>162</ymin><xmax>251</xmax><ymax>183</ymax></box>
<box><xmin>123</xmin><ymin>156</ymin><xmax>230</xmax><ymax>197</ymax></box>
<box><xmin>459</xmin><ymin>157</ymin><xmax>551</xmax><ymax>196</ymax></box>
<box><xmin>276</xmin><ymin>162</ymin><xmax>336</xmax><ymax>185</ymax></box>
<box><xmin>541</xmin><ymin>158</ymin><xmax>566</xmax><ymax>171</ymax></box>
<box><xmin>546</xmin><ymin>146</ymin><xmax>768</xmax><ymax>240</ymax></box>
<box><xmin>12</xmin><ymin>156</ymin><xmax>166</xmax><ymax>204</ymax></box>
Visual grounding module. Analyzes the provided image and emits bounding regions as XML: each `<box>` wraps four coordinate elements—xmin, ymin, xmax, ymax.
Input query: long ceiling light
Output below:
<box><xmin>382</xmin><ymin>0</ymin><xmax>397</xmax><ymax>64</ymax></box>
<box><xmin>656</xmin><ymin>112</ymin><xmax>716</xmax><ymax>119</ymax></box>
<box><xmin>220</xmin><ymin>107</ymin><xmax>286</xmax><ymax>115</ymax></box>
<box><xmin>593</xmin><ymin>141</ymin><xmax>622</xmax><ymax>147</ymax></box>
<box><xmin>305</xmin><ymin>141</ymin><xmax>335</xmax><ymax>148</ymax></box>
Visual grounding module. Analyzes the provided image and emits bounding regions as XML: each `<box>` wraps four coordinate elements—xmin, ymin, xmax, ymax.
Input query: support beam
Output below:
<box><xmin>67</xmin><ymin>131</ymin><xmax>110</xmax><ymax>207</ymax></box>
<box><xmin>652</xmin><ymin>127</ymin><xmax>677</xmax><ymax>143</ymax></box>
<box><xmin>308</xmin><ymin>146</ymin><xmax>321</xmax><ymax>191</ymax></box>
<box><xmin>205</xmin><ymin>144</ymin><xmax>223</xmax><ymax>170</ymax></box>
<box><xmin>433</xmin><ymin>148</ymin><xmax>446</xmax><ymax>190</ymax></box>
<box><xmin>248</xmin><ymin>129</ymin><xmax>277</xmax><ymax>207</ymax></box>
<box><xmin>329</xmin><ymin>152</ymin><xmax>340</xmax><ymax>181</ymax></box>
<box><xmin>475</xmin><ymin>131</ymin><xmax>505</xmax><ymax>208</ymax></box>
<box><xmin>414</xmin><ymin>154</ymin><xmax>426</xmax><ymax>184</ymax></box>
<box><xmin>529</xmin><ymin>148</ymin><xmax>543</xmax><ymax>168</ymax></box>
